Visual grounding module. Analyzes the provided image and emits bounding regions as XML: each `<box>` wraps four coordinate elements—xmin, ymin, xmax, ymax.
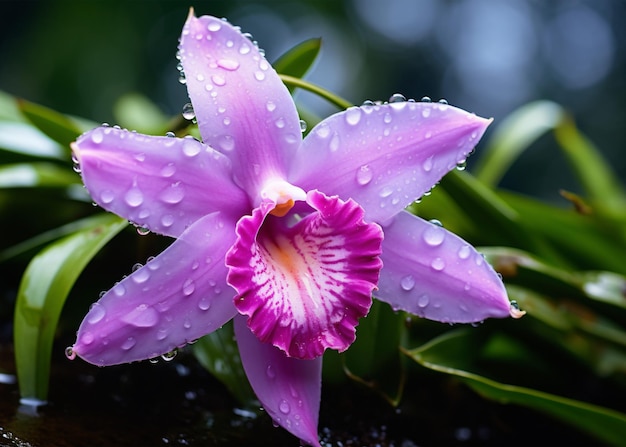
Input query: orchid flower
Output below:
<box><xmin>67</xmin><ymin>10</ymin><xmax>520</xmax><ymax>446</ymax></box>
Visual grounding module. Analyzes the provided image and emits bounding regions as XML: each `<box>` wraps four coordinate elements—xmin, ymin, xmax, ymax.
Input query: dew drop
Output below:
<box><xmin>431</xmin><ymin>257</ymin><xmax>446</xmax><ymax>271</ymax></box>
<box><xmin>161</xmin><ymin>163</ymin><xmax>176</xmax><ymax>178</ymax></box>
<box><xmin>254</xmin><ymin>71</ymin><xmax>265</xmax><ymax>81</ymax></box>
<box><xmin>458</xmin><ymin>245</ymin><xmax>471</xmax><ymax>260</ymax></box>
<box><xmin>423</xmin><ymin>224</ymin><xmax>445</xmax><ymax>246</ymax></box>
<box><xmin>219</xmin><ymin>134</ymin><xmax>235</xmax><ymax>151</ymax></box>
<box><xmin>422</xmin><ymin>156</ymin><xmax>434</xmax><ymax>172</ymax></box>
<box><xmin>345</xmin><ymin>107</ymin><xmax>362</xmax><ymax>125</ymax></box>
<box><xmin>400</xmin><ymin>275</ymin><xmax>415</xmax><ymax>291</ymax></box>
<box><xmin>65</xmin><ymin>346</ymin><xmax>76</xmax><ymax>360</ymax></box>
<box><xmin>355</xmin><ymin>165</ymin><xmax>373</xmax><ymax>186</ymax></box>
<box><xmin>315</xmin><ymin>123</ymin><xmax>330</xmax><ymax>138</ymax></box>
<box><xmin>112</xmin><ymin>283</ymin><xmax>126</xmax><ymax>297</ymax></box>
<box><xmin>161</xmin><ymin>182</ymin><xmax>185</xmax><ymax>204</ymax></box>
<box><xmin>183</xmin><ymin>318</ymin><xmax>192</xmax><ymax>329</ymax></box>
<box><xmin>156</xmin><ymin>328</ymin><xmax>168</xmax><ymax>341</ymax></box>
<box><xmin>211</xmin><ymin>74</ymin><xmax>226</xmax><ymax>86</ymax></box>
<box><xmin>389</xmin><ymin>93</ymin><xmax>406</xmax><ymax>103</ymax></box>
<box><xmin>161</xmin><ymin>350</ymin><xmax>177</xmax><ymax>362</ymax></box>
<box><xmin>207</xmin><ymin>21</ymin><xmax>221</xmax><ymax>32</ymax></box>
<box><xmin>217</xmin><ymin>58</ymin><xmax>240</xmax><ymax>71</ymax></box>
<box><xmin>383</xmin><ymin>112</ymin><xmax>392</xmax><ymax>124</ymax></box>
<box><xmin>121</xmin><ymin>337</ymin><xmax>136</xmax><ymax>351</ymax></box>
<box><xmin>456</xmin><ymin>160</ymin><xmax>467</xmax><ymax>171</ymax></box>
<box><xmin>420</xmin><ymin>96</ymin><xmax>432</xmax><ymax>102</ymax></box>
<box><xmin>299</xmin><ymin>119</ymin><xmax>307</xmax><ymax>133</ymax></box>
<box><xmin>418</xmin><ymin>294</ymin><xmax>430</xmax><ymax>308</ymax></box>
<box><xmin>136</xmin><ymin>226</ymin><xmax>150</xmax><ymax>236</ymax></box>
<box><xmin>198</xmin><ymin>297</ymin><xmax>211</xmax><ymax>311</ymax></box>
<box><xmin>182</xmin><ymin>137</ymin><xmax>201</xmax><ymax>157</ymax></box>
<box><xmin>182</xmin><ymin>103</ymin><xmax>195</xmax><ymax>120</ymax></box>
<box><xmin>124</xmin><ymin>186</ymin><xmax>143</xmax><ymax>207</ymax></box>
<box><xmin>379</xmin><ymin>185</ymin><xmax>393</xmax><ymax>198</ymax></box>
<box><xmin>266</xmin><ymin>100</ymin><xmax>276</xmax><ymax>112</ymax></box>
<box><xmin>275</xmin><ymin>118</ymin><xmax>285</xmax><ymax>129</ymax></box>
<box><xmin>87</xmin><ymin>303</ymin><xmax>106</xmax><ymax>324</ymax></box>
<box><xmin>239</xmin><ymin>43</ymin><xmax>251</xmax><ymax>54</ymax></box>
<box><xmin>422</xmin><ymin>107</ymin><xmax>431</xmax><ymax>118</ymax></box>
<box><xmin>81</xmin><ymin>331</ymin><xmax>94</xmax><ymax>345</ymax></box>
<box><xmin>100</xmin><ymin>190</ymin><xmax>115</xmax><ymax>204</ymax></box>
<box><xmin>91</xmin><ymin>129</ymin><xmax>104</xmax><ymax>144</ymax></box>
<box><xmin>438</xmin><ymin>98</ymin><xmax>448</xmax><ymax>105</ymax></box>
<box><xmin>161</xmin><ymin>214</ymin><xmax>174</xmax><ymax>228</ymax></box>
<box><xmin>279</xmin><ymin>400</ymin><xmax>291</xmax><ymax>415</ymax></box>
<box><xmin>182</xmin><ymin>278</ymin><xmax>195</xmax><ymax>296</ymax></box>
<box><xmin>122</xmin><ymin>304</ymin><xmax>159</xmax><ymax>328</ymax></box>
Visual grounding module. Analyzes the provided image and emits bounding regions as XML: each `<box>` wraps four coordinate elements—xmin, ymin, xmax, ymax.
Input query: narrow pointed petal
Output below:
<box><xmin>226</xmin><ymin>190</ymin><xmax>383</xmax><ymax>359</ymax></box>
<box><xmin>291</xmin><ymin>102</ymin><xmax>491</xmax><ymax>223</ymax></box>
<box><xmin>72</xmin><ymin>127</ymin><xmax>248</xmax><ymax>238</ymax></box>
<box><xmin>180</xmin><ymin>13</ymin><xmax>301</xmax><ymax>196</ymax></box>
<box><xmin>234</xmin><ymin>315</ymin><xmax>322</xmax><ymax>447</ymax></box>
<box><xmin>71</xmin><ymin>213</ymin><xmax>238</xmax><ymax>366</ymax></box>
<box><xmin>376</xmin><ymin>211</ymin><xmax>511</xmax><ymax>323</ymax></box>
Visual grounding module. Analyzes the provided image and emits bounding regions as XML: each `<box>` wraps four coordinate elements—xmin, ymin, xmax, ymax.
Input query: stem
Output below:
<box><xmin>279</xmin><ymin>74</ymin><xmax>353</xmax><ymax>110</ymax></box>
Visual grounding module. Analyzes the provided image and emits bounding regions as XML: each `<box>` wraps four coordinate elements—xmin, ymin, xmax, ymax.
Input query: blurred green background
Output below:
<box><xmin>1</xmin><ymin>0</ymin><xmax>624</xmax><ymax>201</ymax></box>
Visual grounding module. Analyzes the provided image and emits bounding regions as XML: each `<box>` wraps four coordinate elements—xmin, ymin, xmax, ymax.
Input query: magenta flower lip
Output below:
<box><xmin>68</xmin><ymin>10</ymin><xmax>516</xmax><ymax>446</ymax></box>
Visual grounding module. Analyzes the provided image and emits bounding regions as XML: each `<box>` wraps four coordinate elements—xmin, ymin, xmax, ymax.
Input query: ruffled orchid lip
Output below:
<box><xmin>226</xmin><ymin>189</ymin><xmax>383</xmax><ymax>360</ymax></box>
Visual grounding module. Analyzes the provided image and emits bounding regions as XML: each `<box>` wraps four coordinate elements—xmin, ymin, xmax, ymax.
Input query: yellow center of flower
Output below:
<box><xmin>270</xmin><ymin>199</ymin><xmax>295</xmax><ymax>217</ymax></box>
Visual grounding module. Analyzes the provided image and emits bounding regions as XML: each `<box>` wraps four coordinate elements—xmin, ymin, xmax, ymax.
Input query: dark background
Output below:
<box><xmin>1</xmin><ymin>0</ymin><xmax>624</xmax><ymax>200</ymax></box>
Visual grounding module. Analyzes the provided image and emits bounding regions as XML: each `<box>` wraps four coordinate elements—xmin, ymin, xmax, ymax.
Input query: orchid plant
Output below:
<box><xmin>62</xmin><ymin>10</ymin><xmax>522</xmax><ymax>446</ymax></box>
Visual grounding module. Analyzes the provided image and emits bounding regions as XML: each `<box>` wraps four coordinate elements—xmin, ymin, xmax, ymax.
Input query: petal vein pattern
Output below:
<box><xmin>226</xmin><ymin>190</ymin><xmax>383</xmax><ymax>359</ymax></box>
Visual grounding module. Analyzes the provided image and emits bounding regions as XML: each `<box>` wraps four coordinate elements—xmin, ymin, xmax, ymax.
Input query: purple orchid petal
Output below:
<box><xmin>291</xmin><ymin>101</ymin><xmax>491</xmax><ymax>224</ymax></box>
<box><xmin>234</xmin><ymin>315</ymin><xmax>322</xmax><ymax>447</ymax></box>
<box><xmin>226</xmin><ymin>190</ymin><xmax>383</xmax><ymax>359</ymax></box>
<box><xmin>375</xmin><ymin>211</ymin><xmax>512</xmax><ymax>323</ymax></box>
<box><xmin>179</xmin><ymin>12</ymin><xmax>301</xmax><ymax>197</ymax></box>
<box><xmin>71</xmin><ymin>212</ymin><xmax>238</xmax><ymax>366</ymax></box>
<box><xmin>72</xmin><ymin>127</ymin><xmax>248</xmax><ymax>238</ymax></box>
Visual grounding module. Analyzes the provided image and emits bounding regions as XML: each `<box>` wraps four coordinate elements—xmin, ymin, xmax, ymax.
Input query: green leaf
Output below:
<box><xmin>17</xmin><ymin>98</ymin><xmax>83</xmax><ymax>151</ymax></box>
<box><xmin>0</xmin><ymin>122</ymin><xmax>64</xmax><ymax>159</ymax></box>
<box><xmin>113</xmin><ymin>92</ymin><xmax>168</xmax><ymax>134</ymax></box>
<box><xmin>14</xmin><ymin>213</ymin><xmax>126</xmax><ymax>401</ymax></box>
<box><xmin>403</xmin><ymin>329</ymin><xmax>626</xmax><ymax>446</ymax></box>
<box><xmin>0</xmin><ymin>163</ymin><xmax>79</xmax><ymax>189</ymax></box>
<box><xmin>342</xmin><ymin>301</ymin><xmax>407</xmax><ymax>405</ymax></box>
<box><xmin>192</xmin><ymin>321</ymin><xmax>255</xmax><ymax>406</ymax></box>
<box><xmin>554</xmin><ymin>116</ymin><xmax>626</xmax><ymax>219</ymax></box>
<box><xmin>274</xmin><ymin>38</ymin><xmax>322</xmax><ymax>91</ymax></box>
<box><xmin>474</xmin><ymin>100</ymin><xmax>565</xmax><ymax>187</ymax></box>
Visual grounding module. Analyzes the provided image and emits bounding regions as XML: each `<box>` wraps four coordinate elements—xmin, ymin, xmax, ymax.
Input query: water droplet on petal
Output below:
<box><xmin>182</xmin><ymin>103</ymin><xmax>195</xmax><ymax>120</ymax></box>
<box><xmin>254</xmin><ymin>71</ymin><xmax>265</xmax><ymax>81</ymax></box>
<box><xmin>182</xmin><ymin>137</ymin><xmax>201</xmax><ymax>157</ymax></box>
<box><xmin>356</xmin><ymin>165</ymin><xmax>373</xmax><ymax>186</ymax></box>
<box><xmin>87</xmin><ymin>303</ymin><xmax>106</xmax><ymax>324</ymax></box>
<box><xmin>418</xmin><ymin>294</ymin><xmax>430</xmax><ymax>308</ymax></box>
<box><xmin>219</xmin><ymin>134</ymin><xmax>235</xmax><ymax>151</ymax></box>
<box><xmin>121</xmin><ymin>337</ymin><xmax>136</xmax><ymax>351</ymax></box>
<box><xmin>400</xmin><ymin>275</ymin><xmax>415</xmax><ymax>291</ymax></box>
<box><xmin>389</xmin><ymin>93</ymin><xmax>406</xmax><ymax>103</ymax></box>
<box><xmin>421</xmin><ymin>96</ymin><xmax>432</xmax><ymax>102</ymax></box>
<box><xmin>211</xmin><ymin>74</ymin><xmax>226</xmax><ymax>86</ymax></box>
<box><xmin>183</xmin><ymin>318</ymin><xmax>192</xmax><ymax>329</ymax></box>
<box><xmin>422</xmin><ymin>108</ymin><xmax>431</xmax><ymax>118</ymax></box>
<box><xmin>423</xmin><ymin>224</ymin><xmax>445</xmax><ymax>246</ymax></box>
<box><xmin>345</xmin><ymin>107</ymin><xmax>362</xmax><ymax>125</ymax></box>
<box><xmin>279</xmin><ymin>400</ymin><xmax>290</xmax><ymax>415</ymax></box>
<box><xmin>379</xmin><ymin>185</ymin><xmax>393</xmax><ymax>198</ymax></box>
<box><xmin>161</xmin><ymin>350</ymin><xmax>178</xmax><ymax>362</ymax></box>
<box><xmin>431</xmin><ymin>257</ymin><xmax>446</xmax><ymax>271</ymax></box>
<box><xmin>266</xmin><ymin>100</ymin><xmax>276</xmax><ymax>112</ymax></box>
<box><xmin>81</xmin><ymin>331</ymin><xmax>94</xmax><ymax>345</ymax></box>
<box><xmin>182</xmin><ymin>278</ymin><xmax>195</xmax><ymax>296</ymax></box>
<box><xmin>329</xmin><ymin>133</ymin><xmax>340</xmax><ymax>151</ymax></box>
<box><xmin>315</xmin><ymin>123</ymin><xmax>330</xmax><ymax>138</ymax></box>
<box><xmin>422</xmin><ymin>156</ymin><xmax>434</xmax><ymax>172</ymax></box>
<box><xmin>112</xmin><ymin>283</ymin><xmax>126</xmax><ymax>297</ymax></box>
<box><xmin>275</xmin><ymin>118</ymin><xmax>285</xmax><ymax>129</ymax></box>
<box><xmin>299</xmin><ymin>119</ymin><xmax>307</xmax><ymax>133</ymax></box>
<box><xmin>161</xmin><ymin>214</ymin><xmax>174</xmax><ymax>228</ymax></box>
<box><xmin>100</xmin><ymin>190</ymin><xmax>115</xmax><ymax>204</ymax></box>
<box><xmin>136</xmin><ymin>226</ymin><xmax>150</xmax><ymax>236</ymax></box>
<box><xmin>91</xmin><ymin>129</ymin><xmax>104</xmax><ymax>144</ymax></box>
<box><xmin>207</xmin><ymin>22</ymin><xmax>221</xmax><ymax>32</ymax></box>
<box><xmin>458</xmin><ymin>245</ymin><xmax>471</xmax><ymax>260</ymax></box>
<box><xmin>122</xmin><ymin>304</ymin><xmax>159</xmax><ymax>328</ymax></box>
<box><xmin>65</xmin><ymin>346</ymin><xmax>76</xmax><ymax>360</ymax></box>
<box><xmin>217</xmin><ymin>58</ymin><xmax>240</xmax><ymax>71</ymax></box>
<box><xmin>125</xmin><ymin>186</ymin><xmax>144</xmax><ymax>207</ymax></box>
<box><xmin>198</xmin><ymin>297</ymin><xmax>211</xmax><ymax>311</ymax></box>
<box><xmin>161</xmin><ymin>182</ymin><xmax>185</xmax><ymax>204</ymax></box>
